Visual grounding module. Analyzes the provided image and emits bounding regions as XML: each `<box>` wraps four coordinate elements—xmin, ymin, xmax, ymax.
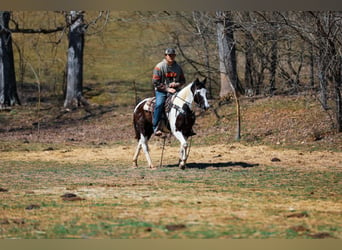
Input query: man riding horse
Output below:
<box><xmin>152</xmin><ymin>48</ymin><xmax>187</xmax><ymax>136</ymax></box>
<box><xmin>133</xmin><ymin>77</ymin><xmax>209</xmax><ymax>169</ymax></box>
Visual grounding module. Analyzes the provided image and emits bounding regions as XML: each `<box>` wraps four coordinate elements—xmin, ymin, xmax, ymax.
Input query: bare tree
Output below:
<box><xmin>216</xmin><ymin>11</ymin><xmax>244</xmax><ymax>140</ymax></box>
<box><xmin>241</xmin><ymin>12</ymin><xmax>255</xmax><ymax>93</ymax></box>
<box><xmin>63</xmin><ymin>10</ymin><xmax>109</xmax><ymax>109</ymax></box>
<box><xmin>269</xmin><ymin>20</ymin><xmax>278</xmax><ymax>95</ymax></box>
<box><xmin>64</xmin><ymin>11</ymin><xmax>87</xmax><ymax>109</ymax></box>
<box><xmin>216</xmin><ymin>11</ymin><xmax>243</xmax><ymax>98</ymax></box>
<box><xmin>279</xmin><ymin>11</ymin><xmax>342</xmax><ymax>132</ymax></box>
<box><xmin>0</xmin><ymin>11</ymin><xmax>20</xmax><ymax>108</ymax></box>
<box><xmin>191</xmin><ymin>11</ymin><xmax>214</xmax><ymax>98</ymax></box>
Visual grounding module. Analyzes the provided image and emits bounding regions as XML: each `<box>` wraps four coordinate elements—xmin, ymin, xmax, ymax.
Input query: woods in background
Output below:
<box><xmin>0</xmin><ymin>11</ymin><xmax>341</xmax><ymax>132</ymax></box>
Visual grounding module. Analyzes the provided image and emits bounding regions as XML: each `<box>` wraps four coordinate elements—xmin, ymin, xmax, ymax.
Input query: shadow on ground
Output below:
<box><xmin>165</xmin><ymin>161</ymin><xmax>259</xmax><ymax>169</ymax></box>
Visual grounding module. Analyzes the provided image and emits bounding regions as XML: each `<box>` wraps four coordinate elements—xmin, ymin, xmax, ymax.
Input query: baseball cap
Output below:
<box><xmin>165</xmin><ymin>48</ymin><xmax>176</xmax><ymax>55</ymax></box>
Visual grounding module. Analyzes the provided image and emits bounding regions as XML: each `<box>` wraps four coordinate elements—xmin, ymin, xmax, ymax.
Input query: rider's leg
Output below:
<box><xmin>153</xmin><ymin>91</ymin><xmax>167</xmax><ymax>134</ymax></box>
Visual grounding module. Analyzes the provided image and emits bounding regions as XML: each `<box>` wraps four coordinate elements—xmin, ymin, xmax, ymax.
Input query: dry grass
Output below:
<box><xmin>1</xmin><ymin>141</ymin><xmax>341</xmax><ymax>239</ymax></box>
<box><xmin>1</xmin><ymin>92</ymin><xmax>342</xmax><ymax>239</ymax></box>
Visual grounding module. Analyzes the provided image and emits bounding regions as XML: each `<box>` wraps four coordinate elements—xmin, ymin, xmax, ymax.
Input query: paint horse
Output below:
<box><xmin>132</xmin><ymin>78</ymin><xmax>209</xmax><ymax>169</ymax></box>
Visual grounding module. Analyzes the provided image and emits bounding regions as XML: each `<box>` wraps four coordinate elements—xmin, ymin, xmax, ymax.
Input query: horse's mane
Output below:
<box><xmin>173</xmin><ymin>82</ymin><xmax>194</xmax><ymax>108</ymax></box>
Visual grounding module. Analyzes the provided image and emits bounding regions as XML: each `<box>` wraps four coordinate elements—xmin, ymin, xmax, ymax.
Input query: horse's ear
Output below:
<box><xmin>193</xmin><ymin>78</ymin><xmax>200</xmax><ymax>86</ymax></box>
<box><xmin>202</xmin><ymin>77</ymin><xmax>207</xmax><ymax>85</ymax></box>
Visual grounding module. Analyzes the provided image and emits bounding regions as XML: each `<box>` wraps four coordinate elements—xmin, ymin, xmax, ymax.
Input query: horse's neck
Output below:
<box><xmin>173</xmin><ymin>85</ymin><xmax>193</xmax><ymax>109</ymax></box>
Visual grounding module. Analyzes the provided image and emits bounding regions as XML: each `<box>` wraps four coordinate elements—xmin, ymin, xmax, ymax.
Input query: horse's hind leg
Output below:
<box><xmin>133</xmin><ymin>134</ymin><xmax>154</xmax><ymax>169</ymax></box>
<box><xmin>132</xmin><ymin>141</ymin><xmax>142</xmax><ymax>168</ymax></box>
<box><xmin>140</xmin><ymin>135</ymin><xmax>155</xmax><ymax>169</ymax></box>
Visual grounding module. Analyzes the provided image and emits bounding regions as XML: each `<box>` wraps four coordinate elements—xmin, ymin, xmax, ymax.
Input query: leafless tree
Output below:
<box><xmin>278</xmin><ymin>11</ymin><xmax>342</xmax><ymax>132</ymax></box>
<box><xmin>216</xmin><ymin>11</ymin><xmax>244</xmax><ymax>140</ymax></box>
<box><xmin>0</xmin><ymin>11</ymin><xmax>21</xmax><ymax>108</ymax></box>
<box><xmin>63</xmin><ymin>11</ymin><xmax>87</xmax><ymax>109</ymax></box>
<box><xmin>215</xmin><ymin>11</ymin><xmax>243</xmax><ymax>98</ymax></box>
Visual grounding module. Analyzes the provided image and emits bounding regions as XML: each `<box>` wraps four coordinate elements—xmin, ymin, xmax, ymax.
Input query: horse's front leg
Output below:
<box><xmin>173</xmin><ymin>131</ymin><xmax>188</xmax><ymax>169</ymax></box>
<box><xmin>179</xmin><ymin>141</ymin><xmax>188</xmax><ymax>170</ymax></box>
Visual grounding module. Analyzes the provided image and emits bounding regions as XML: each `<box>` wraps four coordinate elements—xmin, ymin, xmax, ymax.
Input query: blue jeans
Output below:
<box><xmin>153</xmin><ymin>90</ymin><xmax>167</xmax><ymax>131</ymax></box>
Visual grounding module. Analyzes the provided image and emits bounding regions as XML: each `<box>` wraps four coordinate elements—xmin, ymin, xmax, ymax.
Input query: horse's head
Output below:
<box><xmin>191</xmin><ymin>78</ymin><xmax>210</xmax><ymax>110</ymax></box>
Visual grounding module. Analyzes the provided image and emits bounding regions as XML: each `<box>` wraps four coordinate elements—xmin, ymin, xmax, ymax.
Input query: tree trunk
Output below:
<box><xmin>64</xmin><ymin>11</ymin><xmax>86</xmax><ymax>108</ymax></box>
<box><xmin>216</xmin><ymin>11</ymin><xmax>242</xmax><ymax>140</ymax></box>
<box><xmin>216</xmin><ymin>11</ymin><xmax>243</xmax><ymax>98</ymax></box>
<box><xmin>335</xmin><ymin>81</ymin><xmax>342</xmax><ymax>132</ymax></box>
<box><xmin>256</xmin><ymin>58</ymin><xmax>266</xmax><ymax>96</ymax></box>
<box><xmin>0</xmin><ymin>11</ymin><xmax>20</xmax><ymax>108</ymax></box>
<box><xmin>269</xmin><ymin>22</ymin><xmax>278</xmax><ymax>96</ymax></box>
<box><xmin>203</xmin><ymin>37</ymin><xmax>212</xmax><ymax>99</ymax></box>
<box><xmin>334</xmin><ymin>56</ymin><xmax>342</xmax><ymax>132</ymax></box>
<box><xmin>244</xmin><ymin>31</ymin><xmax>254</xmax><ymax>93</ymax></box>
<box><xmin>310</xmin><ymin>43</ymin><xmax>315</xmax><ymax>88</ymax></box>
<box><xmin>317</xmin><ymin>51</ymin><xmax>328</xmax><ymax>110</ymax></box>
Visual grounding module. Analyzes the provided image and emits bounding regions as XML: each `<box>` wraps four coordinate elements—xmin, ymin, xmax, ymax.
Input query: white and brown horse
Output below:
<box><xmin>132</xmin><ymin>78</ymin><xmax>209</xmax><ymax>169</ymax></box>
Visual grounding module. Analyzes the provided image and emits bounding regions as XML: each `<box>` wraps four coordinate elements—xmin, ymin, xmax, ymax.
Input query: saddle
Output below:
<box><xmin>143</xmin><ymin>95</ymin><xmax>174</xmax><ymax>113</ymax></box>
<box><xmin>143</xmin><ymin>95</ymin><xmax>175</xmax><ymax>133</ymax></box>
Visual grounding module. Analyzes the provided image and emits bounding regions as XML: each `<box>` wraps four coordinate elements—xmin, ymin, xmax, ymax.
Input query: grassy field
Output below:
<box><xmin>1</xmin><ymin>79</ymin><xmax>342</xmax><ymax>239</ymax></box>
<box><xmin>1</xmin><ymin>93</ymin><xmax>342</xmax><ymax>239</ymax></box>
<box><xmin>1</xmin><ymin>11</ymin><xmax>341</xmax><ymax>239</ymax></box>
<box><xmin>0</xmin><ymin>141</ymin><xmax>341</xmax><ymax>239</ymax></box>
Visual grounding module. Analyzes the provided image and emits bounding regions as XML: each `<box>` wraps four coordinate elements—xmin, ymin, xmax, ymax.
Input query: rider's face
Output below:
<box><xmin>165</xmin><ymin>54</ymin><xmax>176</xmax><ymax>64</ymax></box>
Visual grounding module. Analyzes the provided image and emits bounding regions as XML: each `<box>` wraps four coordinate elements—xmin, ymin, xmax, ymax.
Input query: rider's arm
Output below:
<box><xmin>152</xmin><ymin>64</ymin><xmax>168</xmax><ymax>92</ymax></box>
<box><xmin>169</xmin><ymin>67</ymin><xmax>186</xmax><ymax>89</ymax></box>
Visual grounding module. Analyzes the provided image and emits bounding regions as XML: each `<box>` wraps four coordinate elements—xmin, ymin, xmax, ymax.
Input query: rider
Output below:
<box><xmin>152</xmin><ymin>48</ymin><xmax>186</xmax><ymax>136</ymax></box>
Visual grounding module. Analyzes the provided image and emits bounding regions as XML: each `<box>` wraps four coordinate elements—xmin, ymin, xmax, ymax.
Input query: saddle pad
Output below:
<box><xmin>143</xmin><ymin>97</ymin><xmax>155</xmax><ymax>112</ymax></box>
<box><xmin>143</xmin><ymin>95</ymin><xmax>176</xmax><ymax>113</ymax></box>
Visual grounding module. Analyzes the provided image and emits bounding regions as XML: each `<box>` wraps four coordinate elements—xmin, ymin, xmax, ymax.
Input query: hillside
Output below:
<box><xmin>1</xmin><ymin>85</ymin><xmax>341</xmax><ymax>153</ymax></box>
<box><xmin>1</xmin><ymin>12</ymin><xmax>341</xmax><ymax>152</ymax></box>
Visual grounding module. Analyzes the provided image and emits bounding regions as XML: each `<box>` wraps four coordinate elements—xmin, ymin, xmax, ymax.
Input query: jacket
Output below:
<box><xmin>152</xmin><ymin>59</ymin><xmax>186</xmax><ymax>92</ymax></box>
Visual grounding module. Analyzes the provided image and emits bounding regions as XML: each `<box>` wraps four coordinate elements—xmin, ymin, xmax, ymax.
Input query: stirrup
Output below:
<box><xmin>154</xmin><ymin>130</ymin><xmax>163</xmax><ymax>136</ymax></box>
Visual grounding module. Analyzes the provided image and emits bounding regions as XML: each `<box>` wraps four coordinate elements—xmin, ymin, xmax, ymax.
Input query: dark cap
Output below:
<box><xmin>165</xmin><ymin>48</ymin><xmax>176</xmax><ymax>55</ymax></box>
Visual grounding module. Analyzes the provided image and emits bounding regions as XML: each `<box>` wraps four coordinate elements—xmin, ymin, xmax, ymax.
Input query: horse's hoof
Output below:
<box><xmin>179</xmin><ymin>164</ymin><xmax>186</xmax><ymax>170</ymax></box>
<box><xmin>150</xmin><ymin>165</ymin><xmax>157</xmax><ymax>170</ymax></box>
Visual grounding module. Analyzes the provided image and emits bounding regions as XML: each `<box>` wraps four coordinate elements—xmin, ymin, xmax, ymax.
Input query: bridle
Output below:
<box><xmin>172</xmin><ymin>85</ymin><xmax>205</xmax><ymax>112</ymax></box>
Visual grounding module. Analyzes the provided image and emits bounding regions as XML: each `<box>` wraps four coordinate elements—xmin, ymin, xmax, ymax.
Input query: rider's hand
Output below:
<box><xmin>167</xmin><ymin>87</ymin><xmax>176</xmax><ymax>94</ymax></box>
<box><xmin>169</xmin><ymin>82</ymin><xmax>178</xmax><ymax>88</ymax></box>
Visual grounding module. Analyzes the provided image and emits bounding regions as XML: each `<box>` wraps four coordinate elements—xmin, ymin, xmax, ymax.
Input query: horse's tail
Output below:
<box><xmin>133</xmin><ymin>123</ymin><xmax>140</xmax><ymax>140</ymax></box>
<box><xmin>133</xmin><ymin>101</ymin><xmax>144</xmax><ymax>140</ymax></box>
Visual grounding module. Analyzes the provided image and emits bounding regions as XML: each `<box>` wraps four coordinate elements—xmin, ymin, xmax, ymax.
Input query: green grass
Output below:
<box><xmin>0</xmin><ymin>154</ymin><xmax>341</xmax><ymax>239</ymax></box>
